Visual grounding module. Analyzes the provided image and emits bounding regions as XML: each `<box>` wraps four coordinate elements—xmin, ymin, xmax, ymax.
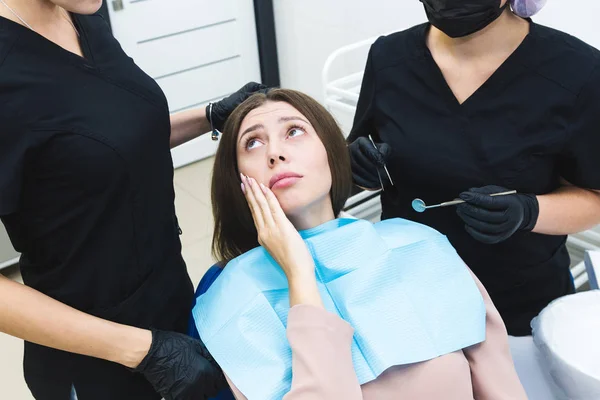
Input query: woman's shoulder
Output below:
<box><xmin>532</xmin><ymin>23</ymin><xmax>600</xmax><ymax>59</ymax></box>
<box><xmin>72</xmin><ymin>13</ymin><xmax>122</xmax><ymax>53</ymax></box>
<box><xmin>73</xmin><ymin>13</ymin><xmax>111</xmax><ymax>31</ymax></box>
<box><xmin>0</xmin><ymin>20</ymin><xmax>23</xmax><ymax>80</ymax></box>
<box><xmin>369</xmin><ymin>23</ymin><xmax>428</xmax><ymax>71</ymax></box>
<box><xmin>373</xmin><ymin>217</ymin><xmax>445</xmax><ymax>246</ymax></box>
<box><xmin>528</xmin><ymin>23</ymin><xmax>600</xmax><ymax>94</ymax></box>
<box><xmin>195</xmin><ymin>264</ymin><xmax>225</xmax><ymax>297</ymax></box>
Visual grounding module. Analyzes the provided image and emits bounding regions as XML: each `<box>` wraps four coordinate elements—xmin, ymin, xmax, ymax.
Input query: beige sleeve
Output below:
<box><xmin>226</xmin><ymin>304</ymin><xmax>363</xmax><ymax>399</ymax></box>
<box><xmin>463</xmin><ymin>268</ymin><xmax>528</xmax><ymax>400</ymax></box>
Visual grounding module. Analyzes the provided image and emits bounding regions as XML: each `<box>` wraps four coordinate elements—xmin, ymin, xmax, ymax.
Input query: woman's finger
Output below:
<box><xmin>241</xmin><ymin>174</ymin><xmax>264</xmax><ymax>231</ymax></box>
<box><xmin>261</xmin><ymin>183</ymin><xmax>288</xmax><ymax>224</ymax></box>
<box><xmin>247</xmin><ymin>177</ymin><xmax>275</xmax><ymax>227</ymax></box>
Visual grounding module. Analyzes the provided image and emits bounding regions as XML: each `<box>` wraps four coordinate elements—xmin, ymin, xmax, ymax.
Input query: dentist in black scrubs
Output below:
<box><xmin>0</xmin><ymin>0</ymin><xmax>264</xmax><ymax>399</ymax></box>
<box><xmin>349</xmin><ymin>0</ymin><xmax>600</xmax><ymax>336</ymax></box>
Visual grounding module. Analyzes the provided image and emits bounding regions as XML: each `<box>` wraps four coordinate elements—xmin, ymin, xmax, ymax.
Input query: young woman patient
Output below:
<box><xmin>193</xmin><ymin>89</ymin><xmax>527</xmax><ymax>399</ymax></box>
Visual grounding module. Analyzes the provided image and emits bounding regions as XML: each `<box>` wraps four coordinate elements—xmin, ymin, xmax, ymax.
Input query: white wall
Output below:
<box><xmin>534</xmin><ymin>2</ymin><xmax>600</xmax><ymax>48</ymax></box>
<box><xmin>273</xmin><ymin>0</ymin><xmax>425</xmax><ymax>103</ymax></box>
<box><xmin>273</xmin><ymin>0</ymin><xmax>600</xmax><ymax>104</ymax></box>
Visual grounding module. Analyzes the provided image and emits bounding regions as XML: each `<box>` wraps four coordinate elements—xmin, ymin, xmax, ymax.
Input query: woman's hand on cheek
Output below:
<box><xmin>240</xmin><ymin>174</ymin><xmax>316</xmax><ymax>282</ymax></box>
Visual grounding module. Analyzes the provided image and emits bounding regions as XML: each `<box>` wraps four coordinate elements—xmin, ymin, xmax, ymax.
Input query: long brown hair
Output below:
<box><xmin>211</xmin><ymin>89</ymin><xmax>352</xmax><ymax>263</ymax></box>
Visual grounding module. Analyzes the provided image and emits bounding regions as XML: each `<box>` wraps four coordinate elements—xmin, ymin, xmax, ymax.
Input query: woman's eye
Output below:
<box><xmin>288</xmin><ymin>128</ymin><xmax>305</xmax><ymax>138</ymax></box>
<box><xmin>246</xmin><ymin>138</ymin><xmax>263</xmax><ymax>150</ymax></box>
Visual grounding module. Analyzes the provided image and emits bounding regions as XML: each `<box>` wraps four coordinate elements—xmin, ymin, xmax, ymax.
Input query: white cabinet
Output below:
<box><xmin>106</xmin><ymin>0</ymin><xmax>263</xmax><ymax>168</ymax></box>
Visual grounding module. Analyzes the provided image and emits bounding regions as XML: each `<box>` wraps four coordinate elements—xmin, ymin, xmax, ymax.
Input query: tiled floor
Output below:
<box><xmin>0</xmin><ymin>157</ymin><xmax>217</xmax><ymax>399</ymax></box>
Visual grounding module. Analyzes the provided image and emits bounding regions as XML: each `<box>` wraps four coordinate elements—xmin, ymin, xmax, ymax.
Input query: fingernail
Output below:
<box><xmin>259</xmin><ymin>183</ymin><xmax>267</xmax><ymax>194</ymax></box>
<box><xmin>241</xmin><ymin>182</ymin><xmax>246</xmax><ymax>194</ymax></box>
<box><xmin>240</xmin><ymin>173</ymin><xmax>245</xmax><ymax>181</ymax></box>
<box><xmin>248</xmin><ymin>177</ymin><xmax>253</xmax><ymax>186</ymax></box>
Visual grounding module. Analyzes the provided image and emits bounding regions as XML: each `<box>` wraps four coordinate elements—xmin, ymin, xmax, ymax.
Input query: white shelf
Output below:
<box><xmin>0</xmin><ymin>257</ymin><xmax>19</xmax><ymax>271</ymax></box>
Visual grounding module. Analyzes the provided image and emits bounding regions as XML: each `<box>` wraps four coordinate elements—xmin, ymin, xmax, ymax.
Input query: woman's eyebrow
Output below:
<box><xmin>278</xmin><ymin>116</ymin><xmax>309</xmax><ymax>124</ymax></box>
<box><xmin>238</xmin><ymin>124</ymin><xmax>264</xmax><ymax>144</ymax></box>
<box><xmin>238</xmin><ymin>116</ymin><xmax>309</xmax><ymax>144</ymax></box>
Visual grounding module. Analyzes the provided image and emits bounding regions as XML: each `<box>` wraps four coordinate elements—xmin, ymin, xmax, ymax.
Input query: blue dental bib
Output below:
<box><xmin>193</xmin><ymin>218</ymin><xmax>486</xmax><ymax>399</ymax></box>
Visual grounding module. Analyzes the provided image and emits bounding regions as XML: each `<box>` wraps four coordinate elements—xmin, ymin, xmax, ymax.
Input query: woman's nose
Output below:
<box><xmin>269</xmin><ymin>155</ymin><xmax>286</xmax><ymax>165</ymax></box>
<box><xmin>267</xmin><ymin>142</ymin><xmax>287</xmax><ymax>165</ymax></box>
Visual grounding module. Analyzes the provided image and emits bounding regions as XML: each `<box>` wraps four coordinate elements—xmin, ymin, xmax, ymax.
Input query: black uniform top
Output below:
<box><xmin>0</xmin><ymin>14</ymin><xmax>193</xmax><ymax>398</ymax></box>
<box><xmin>349</xmin><ymin>21</ymin><xmax>600</xmax><ymax>336</ymax></box>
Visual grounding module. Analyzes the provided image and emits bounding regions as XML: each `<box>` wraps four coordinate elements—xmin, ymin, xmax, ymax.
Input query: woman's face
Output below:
<box><xmin>236</xmin><ymin>101</ymin><xmax>333</xmax><ymax>219</ymax></box>
<box><xmin>51</xmin><ymin>0</ymin><xmax>103</xmax><ymax>14</ymax></box>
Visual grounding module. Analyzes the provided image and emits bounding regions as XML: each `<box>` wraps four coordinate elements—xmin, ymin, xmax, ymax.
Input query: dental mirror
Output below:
<box><xmin>412</xmin><ymin>190</ymin><xmax>517</xmax><ymax>213</ymax></box>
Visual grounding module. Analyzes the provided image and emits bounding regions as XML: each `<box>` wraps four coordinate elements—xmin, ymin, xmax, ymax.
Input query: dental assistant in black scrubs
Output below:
<box><xmin>0</xmin><ymin>1</ymin><xmax>264</xmax><ymax>399</ymax></box>
<box><xmin>349</xmin><ymin>0</ymin><xmax>600</xmax><ymax>336</ymax></box>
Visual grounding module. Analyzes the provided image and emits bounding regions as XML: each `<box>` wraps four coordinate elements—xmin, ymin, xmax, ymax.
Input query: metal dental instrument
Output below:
<box><xmin>368</xmin><ymin>135</ymin><xmax>394</xmax><ymax>187</ymax></box>
<box><xmin>209</xmin><ymin>103</ymin><xmax>221</xmax><ymax>141</ymax></box>
<box><xmin>412</xmin><ymin>190</ymin><xmax>517</xmax><ymax>213</ymax></box>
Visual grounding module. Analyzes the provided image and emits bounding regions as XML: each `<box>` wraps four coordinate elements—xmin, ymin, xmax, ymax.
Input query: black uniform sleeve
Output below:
<box><xmin>347</xmin><ymin>42</ymin><xmax>379</xmax><ymax>143</ymax></box>
<box><xmin>0</xmin><ymin>122</ymin><xmax>28</xmax><ymax>215</ymax></box>
<box><xmin>559</xmin><ymin>64</ymin><xmax>600</xmax><ymax>190</ymax></box>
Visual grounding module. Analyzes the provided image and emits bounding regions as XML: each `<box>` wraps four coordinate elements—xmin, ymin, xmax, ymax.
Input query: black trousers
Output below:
<box><xmin>23</xmin><ymin>260</ymin><xmax>194</xmax><ymax>399</ymax></box>
<box><xmin>497</xmin><ymin>267</ymin><xmax>575</xmax><ymax>336</ymax></box>
<box><xmin>24</xmin><ymin>349</ymin><xmax>161</xmax><ymax>400</ymax></box>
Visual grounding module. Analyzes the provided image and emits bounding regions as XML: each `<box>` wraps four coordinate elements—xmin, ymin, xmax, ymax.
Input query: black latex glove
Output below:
<box><xmin>348</xmin><ymin>136</ymin><xmax>392</xmax><ymax>189</ymax></box>
<box><xmin>134</xmin><ymin>329</ymin><xmax>227</xmax><ymax>400</ymax></box>
<box><xmin>456</xmin><ymin>185</ymin><xmax>539</xmax><ymax>244</ymax></box>
<box><xmin>207</xmin><ymin>82</ymin><xmax>267</xmax><ymax>131</ymax></box>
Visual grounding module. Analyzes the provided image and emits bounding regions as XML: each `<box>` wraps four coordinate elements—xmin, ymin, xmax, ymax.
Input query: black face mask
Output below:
<box><xmin>420</xmin><ymin>0</ymin><xmax>509</xmax><ymax>38</ymax></box>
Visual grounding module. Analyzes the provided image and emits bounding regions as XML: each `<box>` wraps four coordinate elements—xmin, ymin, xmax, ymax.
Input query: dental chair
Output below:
<box><xmin>188</xmin><ymin>265</ymin><xmax>235</xmax><ymax>400</ymax></box>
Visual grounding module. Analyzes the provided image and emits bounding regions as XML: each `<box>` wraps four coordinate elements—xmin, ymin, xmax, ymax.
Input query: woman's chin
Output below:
<box><xmin>278</xmin><ymin>201</ymin><xmax>304</xmax><ymax>217</ymax></box>
<box><xmin>275</xmin><ymin>194</ymin><xmax>307</xmax><ymax>216</ymax></box>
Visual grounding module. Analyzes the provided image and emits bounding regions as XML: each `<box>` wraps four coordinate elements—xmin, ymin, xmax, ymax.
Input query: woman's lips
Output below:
<box><xmin>271</xmin><ymin>176</ymin><xmax>301</xmax><ymax>190</ymax></box>
<box><xmin>269</xmin><ymin>172</ymin><xmax>303</xmax><ymax>189</ymax></box>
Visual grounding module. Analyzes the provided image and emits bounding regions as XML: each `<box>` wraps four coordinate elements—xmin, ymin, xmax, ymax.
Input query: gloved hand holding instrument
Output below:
<box><xmin>348</xmin><ymin>136</ymin><xmax>394</xmax><ymax>190</ymax></box>
<box><xmin>412</xmin><ymin>185</ymin><xmax>539</xmax><ymax>245</ymax></box>
<box><xmin>456</xmin><ymin>185</ymin><xmax>540</xmax><ymax>245</ymax></box>
<box><xmin>207</xmin><ymin>82</ymin><xmax>268</xmax><ymax>140</ymax></box>
<box><xmin>349</xmin><ymin>133</ymin><xmax>540</xmax><ymax>244</ymax></box>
